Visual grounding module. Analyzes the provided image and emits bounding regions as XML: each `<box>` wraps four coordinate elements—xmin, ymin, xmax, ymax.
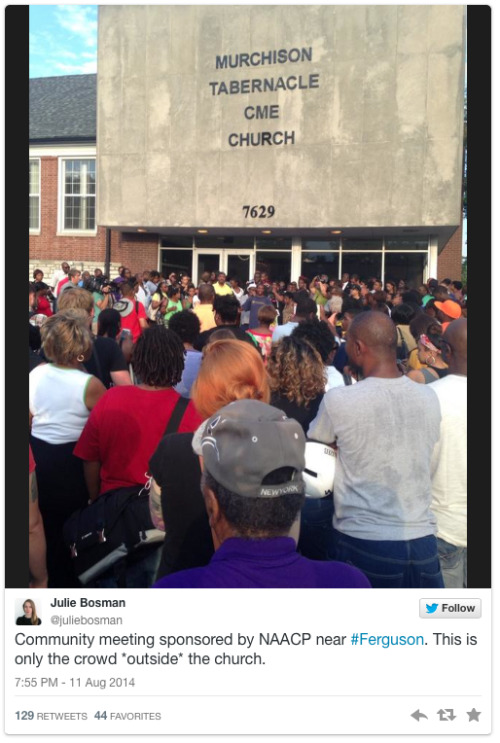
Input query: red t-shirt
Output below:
<box><xmin>36</xmin><ymin>296</ymin><xmax>53</xmax><ymax>317</ymax></box>
<box><xmin>74</xmin><ymin>386</ymin><xmax>203</xmax><ymax>494</ymax></box>
<box><xmin>29</xmin><ymin>445</ymin><xmax>36</xmax><ymax>474</ymax></box>
<box><xmin>118</xmin><ymin>299</ymin><xmax>147</xmax><ymax>343</ymax></box>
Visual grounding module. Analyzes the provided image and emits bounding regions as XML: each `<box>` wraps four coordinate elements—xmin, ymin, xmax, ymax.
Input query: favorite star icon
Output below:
<box><xmin>466</xmin><ymin>708</ymin><xmax>481</xmax><ymax>722</ymax></box>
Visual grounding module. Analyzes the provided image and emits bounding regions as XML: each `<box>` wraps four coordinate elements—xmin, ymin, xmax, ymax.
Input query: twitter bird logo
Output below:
<box><xmin>426</xmin><ymin>603</ymin><xmax>439</xmax><ymax>614</ymax></box>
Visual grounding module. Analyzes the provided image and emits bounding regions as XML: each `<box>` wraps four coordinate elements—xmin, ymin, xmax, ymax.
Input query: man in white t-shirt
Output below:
<box><xmin>51</xmin><ymin>261</ymin><xmax>69</xmax><ymax>292</ymax></box>
<box><xmin>308</xmin><ymin>311</ymin><xmax>443</xmax><ymax>589</ymax></box>
<box><xmin>430</xmin><ymin>318</ymin><xmax>467</xmax><ymax>587</ymax></box>
<box><xmin>51</xmin><ymin>262</ymin><xmax>71</xmax><ymax>303</ymax></box>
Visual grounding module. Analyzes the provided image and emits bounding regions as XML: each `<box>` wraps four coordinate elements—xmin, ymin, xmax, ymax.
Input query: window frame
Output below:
<box><xmin>29</xmin><ymin>157</ymin><xmax>41</xmax><ymax>234</ymax></box>
<box><xmin>58</xmin><ymin>156</ymin><xmax>97</xmax><ymax>235</ymax></box>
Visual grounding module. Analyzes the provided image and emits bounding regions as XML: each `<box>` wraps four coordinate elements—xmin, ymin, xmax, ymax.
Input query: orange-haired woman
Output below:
<box><xmin>148</xmin><ymin>339</ymin><xmax>269</xmax><ymax>579</ymax></box>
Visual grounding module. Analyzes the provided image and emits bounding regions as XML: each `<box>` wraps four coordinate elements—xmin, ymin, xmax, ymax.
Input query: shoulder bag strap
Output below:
<box><xmin>163</xmin><ymin>395</ymin><xmax>190</xmax><ymax>436</ymax></box>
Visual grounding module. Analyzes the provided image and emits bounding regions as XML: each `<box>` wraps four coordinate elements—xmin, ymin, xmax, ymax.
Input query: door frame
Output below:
<box><xmin>224</xmin><ymin>250</ymin><xmax>255</xmax><ymax>285</ymax></box>
<box><xmin>193</xmin><ymin>249</ymin><xmax>223</xmax><ymax>286</ymax></box>
<box><xmin>193</xmin><ymin>249</ymin><xmax>254</xmax><ymax>286</ymax></box>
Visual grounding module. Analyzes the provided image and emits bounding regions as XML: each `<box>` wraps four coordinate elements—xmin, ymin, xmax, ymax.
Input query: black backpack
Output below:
<box><xmin>62</xmin><ymin>396</ymin><xmax>190</xmax><ymax>585</ymax></box>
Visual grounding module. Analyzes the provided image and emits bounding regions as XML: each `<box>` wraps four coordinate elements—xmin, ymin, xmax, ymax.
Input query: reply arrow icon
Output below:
<box><xmin>411</xmin><ymin>710</ymin><xmax>428</xmax><ymax>721</ymax></box>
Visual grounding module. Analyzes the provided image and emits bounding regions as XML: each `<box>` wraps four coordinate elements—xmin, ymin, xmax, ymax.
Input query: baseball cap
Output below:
<box><xmin>199</xmin><ymin>399</ymin><xmax>306</xmax><ymax>498</ymax></box>
<box><xmin>434</xmin><ymin>300</ymin><xmax>461</xmax><ymax>320</ymax></box>
<box><xmin>112</xmin><ymin>299</ymin><xmax>134</xmax><ymax>317</ymax></box>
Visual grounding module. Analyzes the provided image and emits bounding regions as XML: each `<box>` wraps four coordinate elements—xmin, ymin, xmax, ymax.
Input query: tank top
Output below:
<box><xmin>29</xmin><ymin>364</ymin><xmax>92</xmax><ymax>444</ymax></box>
<box><xmin>428</xmin><ymin>365</ymin><xmax>448</xmax><ymax>379</ymax></box>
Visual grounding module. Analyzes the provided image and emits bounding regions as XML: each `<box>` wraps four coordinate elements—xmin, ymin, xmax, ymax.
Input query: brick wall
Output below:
<box><xmin>28</xmin><ymin>157</ymin><xmax>162</xmax><ymax>281</ymax></box>
<box><xmin>29</xmin><ymin>157</ymin><xmax>110</xmax><ymax>263</ymax></box>
<box><xmin>437</xmin><ymin>224</ymin><xmax>463</xmax><ymax>281</ymax></box>
<box><xmin>116</xmin><ymin>233</ymin><xmax>160</xmax><ymax>274</ymax></box>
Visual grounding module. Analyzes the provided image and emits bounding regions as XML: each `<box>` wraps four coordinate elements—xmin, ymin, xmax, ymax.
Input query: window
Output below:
<box><xmin>342</xmin><ymin>238</ymin><xmax>382</xmax><ymax>251</ymax></box>
<box><xmin>255</xmin><ymin>236</ymin><xmax>292</xmax><ymax>250</ymax></box>
<box><xmin>385</xmin><ymin>237</ymin><xmax>429</xmax><ymax>251</ymax></box>
<box><xmin>384</xmin><ymin>253</ymin><xmax>428</xmax><ymax>289</ymax></box>
<box><xmin>341</xmin><ymin>253</ymin><xmax>382</xmax><ymax>281</ymax></box>
<box><xmin>301</xmin><ymin>252</ymin><xmax>339</xmax><ymax>282</ymax></box>
<box><xmin>255</xmin><ymin>251</ymin><xmax>292</xmax><ymax>282</ymax></box>
<box><xmin>160</xmin><ymin>249</ymin><xmax>193</xmax><ymax>278</ymax></box>
<box><xmin>62</xmin><ymin>159</ymin><xmax>96</xmax><ymax>231</ymax></box>
<box><xmin>195</xmin><ymin>235</ymin><xmax>254</xmax><ymax>249</ymax></box>
<box><xmin>29</xmin><ymin>159</ymin><xmax>40</xmax><ymax>231</ymax></box>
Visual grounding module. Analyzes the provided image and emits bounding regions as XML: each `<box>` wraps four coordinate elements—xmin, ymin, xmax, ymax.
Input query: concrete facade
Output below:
<box><xmin>97</xmin><ymin>5</ymin><xmax>465</xmax><ymax>240</ymax></box>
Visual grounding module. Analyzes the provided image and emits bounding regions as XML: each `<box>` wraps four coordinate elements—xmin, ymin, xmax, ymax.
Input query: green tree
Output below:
<box><xmin>462</xmin><ymin>88</ymin><xmax>467</xmax><ymax>220</ymax></box>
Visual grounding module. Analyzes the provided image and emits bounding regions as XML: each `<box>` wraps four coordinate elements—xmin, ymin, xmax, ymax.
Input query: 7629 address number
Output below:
<box><xmin>242</xmin><ymin>205</ymin><xmax>275</xmax><ymax>218</ymax></box>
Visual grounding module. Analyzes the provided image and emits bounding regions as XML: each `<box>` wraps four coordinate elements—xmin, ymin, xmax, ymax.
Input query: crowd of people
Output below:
<box><xmin>28</xmin><ymin>262</ymin><xmax>467</xmax><ymax>589</ymax></box>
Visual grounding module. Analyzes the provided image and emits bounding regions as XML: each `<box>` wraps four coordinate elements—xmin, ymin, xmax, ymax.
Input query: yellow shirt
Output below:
<box><xmin>213</xmin><ymin>283</ymin><xmax>234</xmax><ymax>297</ymax></box>
<box><xmin>194</xmin><ymin>303</ymin><xmax>217</xmax><ymax>333</ymax></box>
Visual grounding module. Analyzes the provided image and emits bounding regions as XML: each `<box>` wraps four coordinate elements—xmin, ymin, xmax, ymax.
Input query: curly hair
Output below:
<box><xmin>169</xmin><ymin>309</ymin><xmax>201</xmax><ymax>344</ymax></box>
<box><xmin>267</xmin><ymin>335</ymin><xmax>325</xmax><ymax>407</ymax></box>
<box><xmin>41</xmin><ymin>309</ymin><xmax>92</xmax><ymax>365</ymax></box>
<box><xmin>291</xmin><ymin>319</ymin><xmax>336</xmax><ymax>363</ymax></box>
<box><xmin>213</xmin><ymin>294</ymin><xmax>240</xmax><ymax>323</ymax></box>
<box><xmin>131</xmin><ymin>325</ymin><xmax>185</xmax><ymax>387</ymax></box>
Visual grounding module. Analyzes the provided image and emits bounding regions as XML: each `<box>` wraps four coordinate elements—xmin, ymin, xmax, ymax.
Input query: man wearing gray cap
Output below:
<box><xmin>153</xmin><ymin>400</ymin><xmax>370</xmax><ymax>588</ymax></box>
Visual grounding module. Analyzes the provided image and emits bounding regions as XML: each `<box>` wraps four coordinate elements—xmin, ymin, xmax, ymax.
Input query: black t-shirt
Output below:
<box><xmin>193</xmin><ymin>325</ymin><xmax>259</xmax><ymax>352</ymax></box>
<box><xmin>16</xmin><ymin>616</ymin><xmax>41</xmax><ymax>625</ymax></box>
<box><xmin>270</xmin><ymin>392</ymin><xmax>324</xmax><ymax>435</ymax></box>
<box><xmin>84</xmin><ymin>336</ymin><xmax>128</xmax><ymax>388</ymax></box>
<box><xmin>29</xmin><ymin>319</ymin><xmax>42</xmax><ymax>351</ymax></box>
<box><xmin>149</xmin><ymin>432</ymin><xmax>214</xmax><ymax>579</ymax></box>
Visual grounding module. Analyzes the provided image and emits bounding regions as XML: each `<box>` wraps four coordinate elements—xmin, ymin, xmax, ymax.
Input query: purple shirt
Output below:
<box><xmin>152</xmin><ymin>537</ymin><xmax>371</xmax><ymax>588</ymax></box>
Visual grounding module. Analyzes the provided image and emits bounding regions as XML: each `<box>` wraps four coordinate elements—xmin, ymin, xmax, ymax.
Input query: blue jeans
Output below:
<box><xmin>437</xmin><ymin>537</ymin><xmax>467</xmax><ymax>588</ymax></box>
<box><xmin>331</xmin><ymin>530</ymin><xmax>444</xmax><ymax>588</ymax></box>
<box><xmin>297</xmin><ymin>497</ymin><xmax>335</xmax><ymax>561</ymax></box>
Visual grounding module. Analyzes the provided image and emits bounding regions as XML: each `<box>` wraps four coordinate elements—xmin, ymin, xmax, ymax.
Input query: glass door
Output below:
<box><xmin>195</xmin><ymin>251</ymin><xmax>223</xmax><ymax>285</ymax></box>
<box><xmin>226</xmin><ymin>251</ymin><xmax>254</xmax><ymax>285</ymax></box>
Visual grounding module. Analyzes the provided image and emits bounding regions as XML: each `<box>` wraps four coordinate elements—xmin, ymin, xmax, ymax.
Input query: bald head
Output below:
<box><xmin>443</xmin><ymin>318</ymin><xmax>467</xmax><ymax>374</ymax></box>
<box><xmin>349</xmin><ymin>311</ymin><xmax>397</xmax><ymax>356</ymax></box>
<box><xmin>198</xmin><ymin>283</ymin><xmax>215</xmax><ymax>303</ymax></box>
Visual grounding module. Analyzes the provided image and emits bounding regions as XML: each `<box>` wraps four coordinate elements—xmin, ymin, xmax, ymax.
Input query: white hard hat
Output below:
<box><xmin>303</xmin><ymin>441</ymin><xmax>336</xmax><ymax>499</ymax></box>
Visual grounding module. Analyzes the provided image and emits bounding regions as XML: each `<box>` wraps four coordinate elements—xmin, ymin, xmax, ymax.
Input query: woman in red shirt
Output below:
<box><xmin>34</xmin><ymin>282</ymin><xmax>54</xmax><ymax>317</ymax></box>
<box><xmin>74</xmin><ymin>325</ymin><xmax>202</xmax><ymax>501</ymax></box>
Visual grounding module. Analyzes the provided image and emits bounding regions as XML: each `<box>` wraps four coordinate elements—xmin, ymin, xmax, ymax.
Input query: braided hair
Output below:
<box><xmin>132</xmin><ymin>325</ymin><xmax>185</xmax><ymax>387</ymax></box>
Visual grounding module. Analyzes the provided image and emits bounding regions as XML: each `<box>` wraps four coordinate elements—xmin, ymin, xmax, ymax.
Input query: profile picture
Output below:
<box><xmin>16</xmin><ymin>599</ymin><xmax>41</xmax><ymax>626</ymax></box>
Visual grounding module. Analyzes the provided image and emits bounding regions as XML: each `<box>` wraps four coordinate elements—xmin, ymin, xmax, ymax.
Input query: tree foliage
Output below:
<box><xmin>462</xmin><ymin>88</ymin><xmax>467</xmax><ymax>220</ymax></box>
